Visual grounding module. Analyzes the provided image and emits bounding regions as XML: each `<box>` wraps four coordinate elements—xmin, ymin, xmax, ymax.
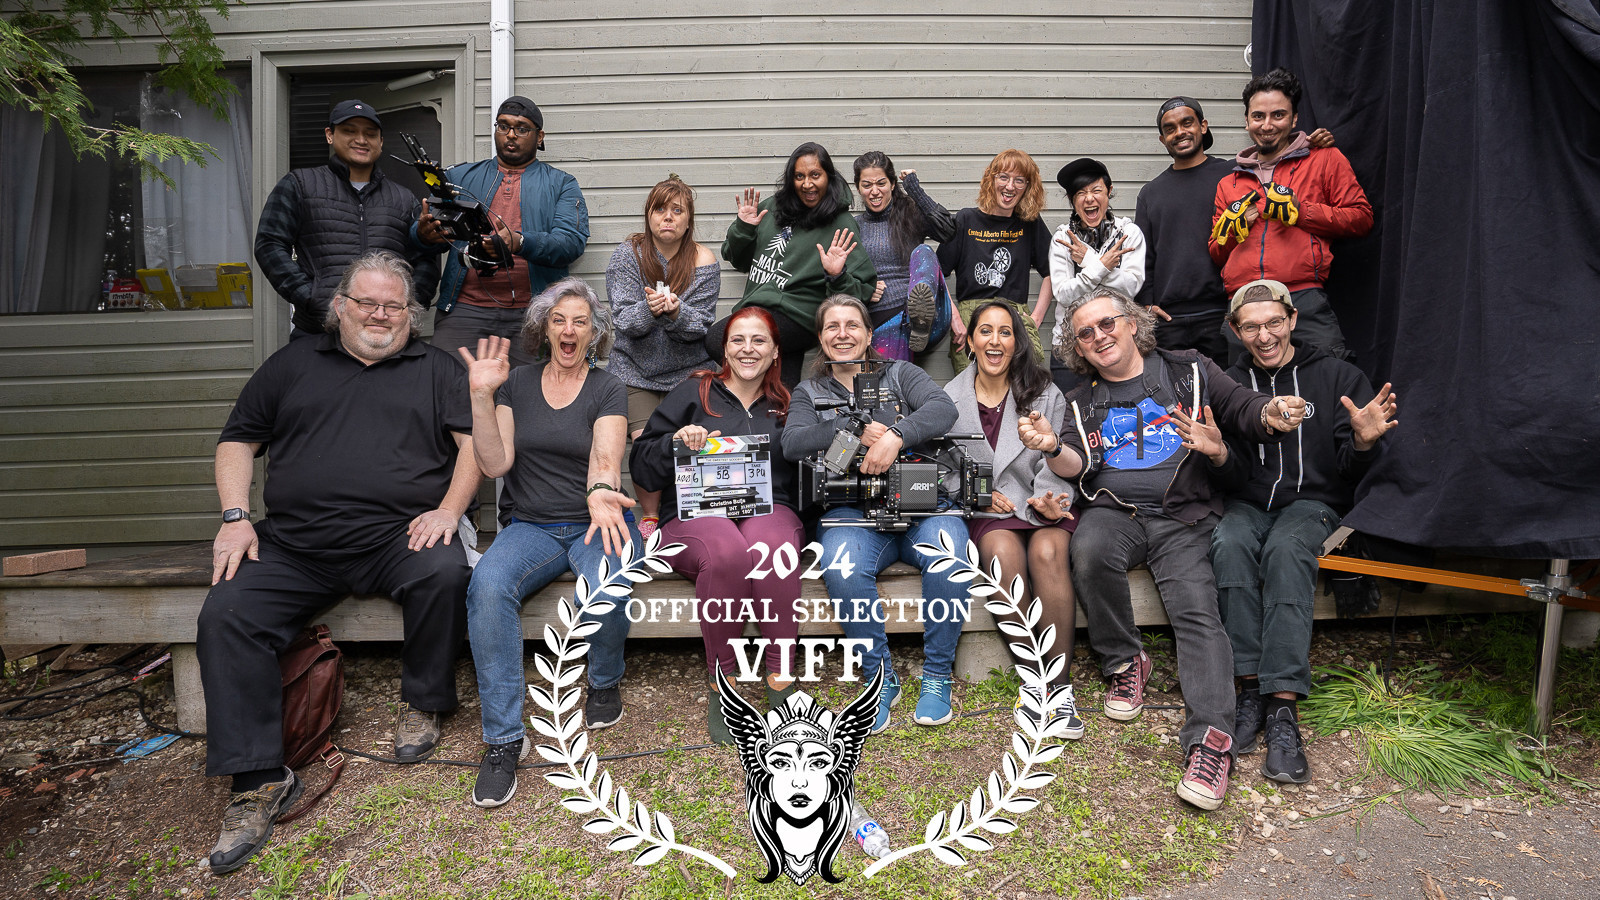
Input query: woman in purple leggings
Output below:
<box><xmin>627</xmin><ymin>306</ymin><xmax>803</xmax><ymax>744</ymax></box>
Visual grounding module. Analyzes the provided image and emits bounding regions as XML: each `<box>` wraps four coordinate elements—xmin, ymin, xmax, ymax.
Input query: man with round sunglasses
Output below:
<box><xmin>418</xmin><ymin>95</ymin><xmax>590</xmax><ymax>369</ymax></box>
<box><xmin>1209</xmin><ymin>279</ymin><xmax>1398</xmax><ymax>784</ymax></box>
<box><xmin>1020</xmin><ymin>285</ymin><xmax>1307</xmax><ymax>812</ymax></box>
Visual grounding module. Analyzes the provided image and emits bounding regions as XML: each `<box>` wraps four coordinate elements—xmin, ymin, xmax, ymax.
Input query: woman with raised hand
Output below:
<box><xmin>628</xmin><ymin>307</ymin><xmax>803</xmax><ymax>745</ymax></box>
<box><xmin>944</xmin><ymin>300</ymin><xmax>1083</xmax><ymax>739</ymax></box>
<box><xmin>716</xmin><ymin>142</ymin><xmax>878</xmax><ymax>388</ymax></box>
<box><xmin>1046</xmin><ymin>158</ymin><xmax>1146</xmax><ymax>393</ymax></box>
<box><xmin>851</xmin><ymin>150</ymin><xmax>955</xmax><ymax>359</ymax></box>
<box><xmin>458</xmin><ymin>277</ymin><xmax>642</xmax><ymax>810</ymax></box>
<box><xmin>937</xmin><ymin>149</ymin><xmax>1054</xmax><ymax>373</ymax></box>
<box><xmin>606</xmin><ymin>175</ymin><xmax>721</xmax><ymax>537</ymax></box>
<box><xmin>781</xmin><ymin>294</ymin><xmax>969</xmax><ymax>734</ymax></box>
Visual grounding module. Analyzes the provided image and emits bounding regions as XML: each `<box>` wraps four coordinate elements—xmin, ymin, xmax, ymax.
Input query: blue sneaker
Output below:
<box><xmin>914</xmin><ymin>676</ymin><xmax>954</xmax><ymax>725</ymax></box>
<box><xmin>870</xmin><ymin>670</ymin><xmax>902</xmax><ymax>734</ymax></box>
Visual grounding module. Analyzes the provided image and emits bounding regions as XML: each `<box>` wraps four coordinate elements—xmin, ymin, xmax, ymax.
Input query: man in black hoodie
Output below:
<box><xmin>1210</xmin><ymin>279</ymin><xmax>1398</xmax><ymax>783</ymax></box>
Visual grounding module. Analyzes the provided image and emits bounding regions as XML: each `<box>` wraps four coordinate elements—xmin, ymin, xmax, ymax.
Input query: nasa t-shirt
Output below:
<box><xmin>1086</xmin><ymin>376</ymin><xmax>1187</xmax><ymax>515</ymax></box>
<box><xmin>938</xmin><ymin>208</ymin><xmax>1052</xmax><ymax>305</ymax></box>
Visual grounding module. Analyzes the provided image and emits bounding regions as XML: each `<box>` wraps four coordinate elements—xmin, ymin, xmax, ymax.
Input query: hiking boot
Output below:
<box><xmin>870</xmin><ymin>670</ymin><xmax>902</xmax><ymax>734</ymax></box>
<box><xmin>585</xmin><ymin>685</ymin><xmax>623</xmax><ymax>729</ymax></box>
<box><xmin>208</xmin><ymin>769</ymin><xmax>302</xmax><ymax>874</ymax></box>
<box><xmin>913</xmin><ymin>676</ymin><xmax>954</xmax><ymax>726</ymax></box>
<box><xmin>1233</xmin><ymin>684</ymin><xmax>1265</xmax><ymax>753</ymax></box>
<box><xmin>1261</xmin><ymin>706</ymin><xmax>1311</xmax><ymax>784</ymax></box>
<box><xmin>394</xmin><ymin>705</ymin><xmax>442</xmax><ymax>761</ymax></box>
<box><xmin>1103</xmin><ymin>650</ymin><xmax>1152</xmax><ymax>721</ymax></box>
<box><xmin>906</xmin><ymin>281</ymin><xmax>938</xmax><ymax>352</ymax></box>
<box><xmin>472</xmin><ymin>736</ymin><xmax>529</xmax><ymax>808</ymax></box>
<box><xmin>707</xmin><ymin>683</ymin><xmax>733</xmax><ymax>746</ymax></box>
<box><xmin>1015</xmin><ymin>683</ymin><xmax>1087</xmax><ymax>740</ymax></box>
<box><xmin>1175</xmin><ymin>726</ymin><xmax>1234</xmax><ymax>811</ymax></box>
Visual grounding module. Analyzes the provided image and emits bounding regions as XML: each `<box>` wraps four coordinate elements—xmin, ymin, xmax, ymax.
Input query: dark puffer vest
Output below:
<box><xmin>278</xmin><ymin>160</ymin><xmax>420</xmax><ymax>333</ymax></box>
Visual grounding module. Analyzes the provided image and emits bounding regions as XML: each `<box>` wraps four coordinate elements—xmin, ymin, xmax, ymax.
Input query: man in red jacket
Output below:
<box><xmin>1209</xmin><ymin>68</ymin><xmax>1372</xmax><ymax>361</ymax></box>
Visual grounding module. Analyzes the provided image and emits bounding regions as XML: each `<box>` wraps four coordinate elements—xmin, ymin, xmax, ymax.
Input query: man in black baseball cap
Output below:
<box><xmin>255</xmin><ymin>98</ymin><xmax>440</xmax><ymax>338</ymax></box>
<box><xmin>417</xmin><ymin>94</ymin><xmax>589</xmax><ymax>368</ymax></box>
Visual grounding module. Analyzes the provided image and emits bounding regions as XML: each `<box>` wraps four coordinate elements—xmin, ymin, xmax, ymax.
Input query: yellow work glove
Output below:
<box><xmin>1211</xmin><ymin>190</ymin><xmax>1259</xmax><ymax>245</ymax></box>
<box><xmin>1262</xmin><ymin>182</ymin><xmax>1301</xmax><ymax>226</ymax></box>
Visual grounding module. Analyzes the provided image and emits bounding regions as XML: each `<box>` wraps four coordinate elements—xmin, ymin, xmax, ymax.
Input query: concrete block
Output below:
<box><xmin>171</xmin><ymin>643</ymin><xmax>207</xmax><ymax>735</ymax></box>
<box><xmin>954</xmin><ymin>630</ymin><xmax>1012</xmax><ymax>682</ymax></box>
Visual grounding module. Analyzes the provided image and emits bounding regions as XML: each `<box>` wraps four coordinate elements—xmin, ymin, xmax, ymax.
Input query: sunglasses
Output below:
<box><xmin>1074</xmin><ymin>314</ymin><xmax>1128</xmax><ymax>344</ymax></box>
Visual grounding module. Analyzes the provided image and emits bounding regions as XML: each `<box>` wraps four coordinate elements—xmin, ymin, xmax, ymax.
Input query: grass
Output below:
<box><xmin>1426</xmin><ymin>613</ymin><xmax>1600</xmax><ymax>738</ymax></box>
<box><xmin>1301</xmin><ymin>663</ymin><xmax>1555</xmax><ymax>795</ymax></box>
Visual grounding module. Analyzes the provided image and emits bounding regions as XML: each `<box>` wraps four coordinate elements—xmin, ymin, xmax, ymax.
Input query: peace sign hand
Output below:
<box><xmin>737</xmin><ymin>188</ymin><xmax>767</xmax><ymax>226</ymax></box>
<box><xmin>817</xmin><ymin>229</ymin><xmax>858</xmax><ymax>278</ymax></box>
<box><xmin>457</xmin><ymin>336</ymin><xmax>513</xmax><ymax>398</ymax></box>
<box><xmin>1098</xmin><ymin>235</ymin><xmax>1129</xmax><ymax>270</ymax></box>
<box><xmin>1055</xmin><ymin>231</ymin><xmax>1089</xmax><ymax>266</ymax></box>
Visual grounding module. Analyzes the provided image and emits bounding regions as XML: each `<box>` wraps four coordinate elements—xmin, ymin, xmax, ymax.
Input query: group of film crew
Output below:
<box><xmin>200</xmin><ymin>66</ymin><xmax>1398</xmax><ymax>873</ymax></box>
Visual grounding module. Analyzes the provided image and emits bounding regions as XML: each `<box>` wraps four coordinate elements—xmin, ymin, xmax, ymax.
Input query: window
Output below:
<box><xmin>0</xmin><ymin>70</ymin><xmax>252</xmax><ymax>315</ymax></box>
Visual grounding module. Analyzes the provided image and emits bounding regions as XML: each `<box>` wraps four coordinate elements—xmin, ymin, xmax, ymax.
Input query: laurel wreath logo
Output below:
<box><xmin>861</xmin><ymin>531</ymin><xmax>1070</xmax><ymax>876</ymax></box>
<box><xmin>527</xmin><ymin>532</ymin><xmax>737</xmax><ymax>877</ymax></box>
<box><xmin>530</xmin><ymin>529</ymin><xmax>1063</xmax><ymax>882</ymax></box>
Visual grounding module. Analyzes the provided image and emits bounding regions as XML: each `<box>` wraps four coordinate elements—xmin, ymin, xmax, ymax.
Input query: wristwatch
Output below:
<box><xmin>222</xmin><ymin>507</ymin><xmax>249</xmax><ymax>523</ymax></box>
<box><xmin>1043</xmin><ymin>442</ymin><xmax>1064</xmax><ymax>459</ymax></box>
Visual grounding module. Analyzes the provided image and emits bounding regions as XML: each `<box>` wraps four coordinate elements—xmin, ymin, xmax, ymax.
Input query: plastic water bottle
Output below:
<box><xmin>850</xmin><ymin>799</ymin><xmax>891</xmax><ymax>858</ymax></box>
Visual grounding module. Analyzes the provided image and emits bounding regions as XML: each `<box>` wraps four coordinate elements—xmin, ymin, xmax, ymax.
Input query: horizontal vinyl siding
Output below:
<box><xmin>0</xmin><ymin>311</ymin><xmax>253</xmax><ymax>552</ymax></box>
<box><xmin>507</xmin><ymin>1</ymin><xmax>1255</xmax><ymax>382</ymax></box>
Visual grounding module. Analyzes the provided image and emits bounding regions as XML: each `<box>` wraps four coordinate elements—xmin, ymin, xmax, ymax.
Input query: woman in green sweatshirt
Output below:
<box><xmin>714</xmin><ymin>141</ymin><xmax>877</xmax><ymax>387</ymax></box>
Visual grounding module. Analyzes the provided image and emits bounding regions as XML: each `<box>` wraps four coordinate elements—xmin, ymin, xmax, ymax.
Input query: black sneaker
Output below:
<box><xmin>209</xmin><ymin>769</ymin><xmax>303</xmax><ymax>874</ymax></box>
<box><xmin>585</xmin><ymin>685</ymin><xmax>623</xmax><ymax>729</ymax></box>
<box><xmin>1014</xmin><ymin>683</ymin><xmax>1087</xmax><ymax>741</ymax></box>
<box><xmin>1233</xmin><ymin>685</ymin><xmax>1265</xmax><ymax>753</ymax></box>
<box><xmin>472</xmin><ymin>736</ymin><xmax>529</xmax><ymax>808</ymax></box>
<box><xmin>906</xmin><ymin>281</ymin><xmax>938</xmax><ymax>352</ymax></box>
<box><xmin>1261</xmin><ymin>706</ymin><xmax>1311</xmax><ymax>783</ymax></box>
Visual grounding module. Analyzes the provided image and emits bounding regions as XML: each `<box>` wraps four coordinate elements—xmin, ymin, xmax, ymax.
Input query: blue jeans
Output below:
<box><xmin>1210</xmin><ymin>499</ymin><xmax>1340</xmax><ymax>698</ymax></box>
<box><xmin>467</xmin><ymin>519</ymin><xmax>642</xmax><ymax>745</ymax></box>
<box><xmin>818</xmin><ymin>509</ymin><xmax>971</xmax><ymax>678</ymax></box>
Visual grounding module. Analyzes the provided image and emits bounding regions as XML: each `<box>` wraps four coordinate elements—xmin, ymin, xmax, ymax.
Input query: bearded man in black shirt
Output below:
<box><xmin>197</xmin><ymin>251</ymin><xmax>479</xmax><ymax>874</ymax></box>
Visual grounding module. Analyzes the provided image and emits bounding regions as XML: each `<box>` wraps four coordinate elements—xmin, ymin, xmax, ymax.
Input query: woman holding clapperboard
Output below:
<box><xmin>605</xmin><ymin>175</ymin><xmax>721</xmax><ymax>538</ymax></box>
<box><xmin>628</xmin><ymin>306</ymin><xmax>803</xmax><ymax>746</ymax></box>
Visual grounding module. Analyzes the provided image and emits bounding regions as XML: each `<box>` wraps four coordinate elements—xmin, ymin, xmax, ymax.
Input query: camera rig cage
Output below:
<box><xmin>395</xmin><ymin>133</ymin><xmax>514</xmax><ymax>276</ymax></box>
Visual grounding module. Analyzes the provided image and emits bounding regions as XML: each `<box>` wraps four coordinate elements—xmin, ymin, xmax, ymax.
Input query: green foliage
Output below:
<box><xmin>1302</xmin><ymin>664</ymin><xmax>1554</xmax><ymax>794</ymax></box>
<box><xmin>0</xmin><ymin>0</ymin><xmax>235</xmax><ymax>184</ymax></box>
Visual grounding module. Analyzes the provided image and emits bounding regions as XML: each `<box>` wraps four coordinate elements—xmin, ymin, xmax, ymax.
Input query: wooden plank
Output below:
<box><xmin>0</xmin><ymin>404</ymin><xmax>234</xmax><ymax>436</ymax></box>
<box><xmin>0</xmin><ymin>344</ymin><xmax>254</xmax><ymax>379</ymax></box>
<box><xmin>0</xmin><ymin>375</ymin><xmax>249</xmax><ymax>407</ymax></box>
<box><xmin>0</xmin><ymin>311</ymin><xmax>252</xmax><ymax>349</ymax></box>
<box><xmin>0</xmin><ymin>432</ymin><xmax>220</xmax><ymax>464</ymax></box>
<box><xmin>523</xmin><ymin>0</ymin><xmax>1249</xmax><ymax>18</ymax></box>
<box><xmin>514</xmin><ymin>19</ymin><xmax>1249</xmax><ymax>50</ymax></box>
<box><xmin>0</xmin><ymin>516</ymin><xmax>220</xmax><ymax>550</ymax></box>
<box><xmin>1</xmin><ymin>486</ymin><xmax>221</xmax><ymax>520</ymax></box>
<box><xmin>0</xmin><ymin>459</ymin><xmax>214</xmax><ymax>492</ymax></box>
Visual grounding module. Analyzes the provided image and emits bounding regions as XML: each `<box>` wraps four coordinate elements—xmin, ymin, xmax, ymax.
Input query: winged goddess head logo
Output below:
<box><xmin>717</xmin><ymin>667</ymin><xmax>883</xmax><ymax>884</ymax></box>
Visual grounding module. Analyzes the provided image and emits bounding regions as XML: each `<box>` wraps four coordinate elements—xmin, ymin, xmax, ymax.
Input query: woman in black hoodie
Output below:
<box><xmin>629</xmin><ymin>306</ymin><xmax>802</xmax><ymax>744</ymax></box>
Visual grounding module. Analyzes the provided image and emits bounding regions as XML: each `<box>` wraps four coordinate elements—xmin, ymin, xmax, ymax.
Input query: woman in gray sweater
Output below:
<box><xmin>852</xmin><ymin>151</ymin><xmax>954</xmax><ymax>359</ymax></box>
<box><xmin>605</xmin><ymin>176</ymin><xmax>721</xmax><ymax>534</ymax></box>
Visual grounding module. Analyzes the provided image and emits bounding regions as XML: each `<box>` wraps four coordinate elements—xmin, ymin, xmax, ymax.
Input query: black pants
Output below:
<box><xmin>196</xmin><ymin>532</ymin><xmax>470</xmax><ymax>776</ymax></box>
<box><xmin>1156</xmin><ymin>311</ymin><xmax>1231</xmax><ymax>370</ymax></box>
<box><xmin>705</xmin><ymin>310</ymin><xmax>817</xmax><ymax>390</ymax></box>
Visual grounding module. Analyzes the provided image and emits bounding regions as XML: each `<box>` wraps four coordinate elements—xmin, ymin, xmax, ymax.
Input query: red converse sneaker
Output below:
<box><xmin>1176</xmin><ymin>725</ymin><xmax>1235</xmax><ymax>811</ymax></box>
<box><xmin>1103</xmin><ymin>650</ymin><xmax>1151</xmax><ymax>721</ymax></box>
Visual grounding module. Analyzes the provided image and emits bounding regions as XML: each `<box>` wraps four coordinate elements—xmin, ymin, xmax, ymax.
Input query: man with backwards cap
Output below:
<box><xmin>256</xmin><ymin>99</ymin><xmax>442</xmax><ymax>339</ymax></box>
<box><xmin>1209</xmin><ymin>278</ymin><xmax>1397</xmax><ymax>783</ymax></box>
<box><xmin>418</xmin><ymin>95</ymin><xmax>591</xmax><ymax>368</ymax></box>
<box><xmin>1135</xmin><ymin>96</ymin><xmax>1333</xmax><ymax>368</ymax></box>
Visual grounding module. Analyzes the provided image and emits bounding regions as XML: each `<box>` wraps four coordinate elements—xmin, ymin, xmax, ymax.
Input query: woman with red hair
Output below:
<box><xmin>627</xmin><ymin>307</ymin><xmax>803</xmax><ymax>744</ymax></box>
<box><xmin>937</xmin><ymin>149</ymin><xmax>1055</xmax><ymax>373</ymax></box>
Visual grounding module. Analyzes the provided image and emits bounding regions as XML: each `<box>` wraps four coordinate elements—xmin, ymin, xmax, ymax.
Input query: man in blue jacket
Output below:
<box><xmin>417</xmin><ymin>96</ymin><xmax>590</xmax><ymax>367</ymax></box>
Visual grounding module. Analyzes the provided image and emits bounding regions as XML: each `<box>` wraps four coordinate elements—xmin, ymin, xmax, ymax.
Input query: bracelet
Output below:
<box><xmin>1259</xmin><ymin>403</ymin><xmax>1278</xmax><ymax>433</ymax></box>
<box><xmin>586</xmin><ymin>482</ymin><xmax>616</xmax><ymax>498</ymax></box>
<box><xmin>1043</xmin><ymin>441</ymin><xmax>1063</xmax><ymax>458</ymax></box>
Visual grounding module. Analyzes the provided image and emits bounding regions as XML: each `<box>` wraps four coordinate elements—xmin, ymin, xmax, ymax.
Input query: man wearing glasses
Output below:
<box><xmin>197</xmin><ymin>252</ymin><xmax>479</xmax><ymax>875</ymax></box>
<box><xmin>1209</xmin><ymin>279</ymin><xmax>1398</xmax><ymax>784</ymax></box>
<box><xmin>418</xmin><ymin>95</ymin><xmax>590</xmax><ymax>368</ymax></box>
<box><xmin>1020</xmin><ymin>285</ymin><xmax>1306</xmax><ymax>812</ymax></box>
<box><xmin>255</xmin><ymin>100</ymin><xmax>442</xmax><ymax>339</ymax></box>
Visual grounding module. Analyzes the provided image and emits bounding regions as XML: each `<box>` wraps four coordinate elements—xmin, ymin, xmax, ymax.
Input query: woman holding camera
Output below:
<box><xmin>944</xmin><ymin>300</ymin><xmax>1083</xmax><ymax>738</ymax></box>
<box><xmin>717</xmin><ymin>142</ymin><xmax>878</xmax><ymax>388</ymax></box>
<box><xmin>458</xmin><ymin>277</ymin><xmax>642</xmax><ymax>809</ymax></box>
<box><xmin>781</xmin><ymin>294</ymin><xmax>969</xmax><ymax>732</ymax></box>
<box><xmin>628</xmin><ymin>307</ymin><xmax>804</xmax><ymax>745</ymax></box>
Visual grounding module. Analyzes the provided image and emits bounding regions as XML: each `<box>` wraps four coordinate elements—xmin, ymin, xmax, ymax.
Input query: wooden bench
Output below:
<box><xmin>0</xmin><ymin>542</ymin><xmax>1532</xmax><ymax>732</ymax></box>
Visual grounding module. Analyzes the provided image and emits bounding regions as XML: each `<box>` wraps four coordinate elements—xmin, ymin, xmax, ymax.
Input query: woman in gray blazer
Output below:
<box><xmin>945</xmin><ymin>299</ymin><xmax>1085</xmax><ymax>740</ymax></box>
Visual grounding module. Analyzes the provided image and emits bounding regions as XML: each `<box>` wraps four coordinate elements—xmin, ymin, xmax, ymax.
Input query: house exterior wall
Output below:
<box><xmin>0</xmin><ymin>1</ymin><xmax>1252</xmax><ymax>552</ymax></box>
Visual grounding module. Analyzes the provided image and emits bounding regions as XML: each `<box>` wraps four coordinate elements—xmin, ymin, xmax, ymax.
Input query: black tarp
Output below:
<box><xmin>1251</xmin><ymin>0</ymin><xmax>1600</xmax><ymax>558</ymax></box>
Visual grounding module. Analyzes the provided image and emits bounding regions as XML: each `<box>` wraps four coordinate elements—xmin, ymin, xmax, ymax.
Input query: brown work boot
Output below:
<box><xmin>394</xmin><ymin>704</ymin><xmax>442</xmax><ymax>761</ymax></box>
<box><xmin>208</xmin><ymin>769</ymin><xmax>302</xmax><ymax>874</ymax></box>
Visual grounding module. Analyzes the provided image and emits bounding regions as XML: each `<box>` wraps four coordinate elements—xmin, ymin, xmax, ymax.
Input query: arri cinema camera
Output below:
<box><xmin>798</xmin><ymin>360</ymin><xmax>993</xmax><ymax>532</ymax></box>
<box><xmin>396</xmin><ymin>133</ymin><xmax>513</xmax><ymax>275</ymax></box>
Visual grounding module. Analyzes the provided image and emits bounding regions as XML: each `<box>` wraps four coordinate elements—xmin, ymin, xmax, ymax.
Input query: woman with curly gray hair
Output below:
<box><xmin>456</xmin><ymin>276</ymin><xmax>642</xmax><ymax>810</ymax></box>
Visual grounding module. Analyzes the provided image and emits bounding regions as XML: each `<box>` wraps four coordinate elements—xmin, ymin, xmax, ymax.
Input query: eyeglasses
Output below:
<box><xmin>494</xmin><ymin>121</ymin><xmax>537</xmax><ymax>136</ymax></box>
<box><xmin>1236</xmin><ymin>315</ymin><xmax>1290</xmax><ymax>339</ymax></box>
<box><xmin>342</xmin><ymin>295</ymin><xmax>408</xmax><ymax>316</ymax></box>
<box><xmin>993</xmin><ymin>174</ymin><xmax>1030</xmax><ymax>188</ymax></box>
<box><xmin>1074</xmin><ymin>314</ymin><xmax>1128</xmax><ymax>343</ymax></box>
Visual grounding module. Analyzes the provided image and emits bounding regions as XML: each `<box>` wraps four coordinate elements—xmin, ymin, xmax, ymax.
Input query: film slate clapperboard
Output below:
<box><xmin>673</xmin><ymin>434</ymin><xmax>774</xmax><ymax>520</ymax></box>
